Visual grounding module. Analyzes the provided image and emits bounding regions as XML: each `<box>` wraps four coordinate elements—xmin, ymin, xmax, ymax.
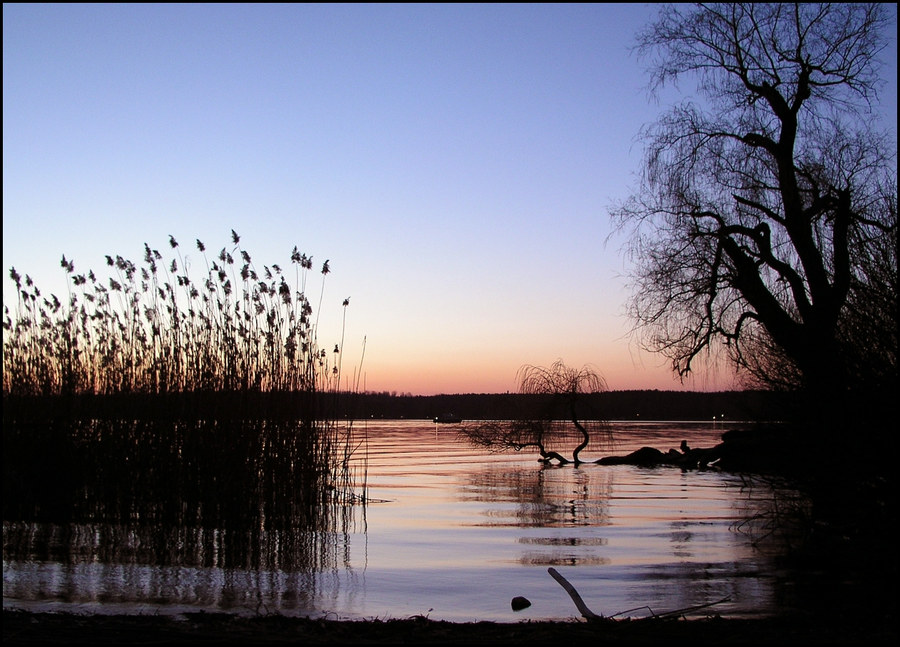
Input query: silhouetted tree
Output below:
<box><xmin>612</xmin><ymin>4</ymin><xmax>897</xmax><ymax>438</ymax></box>
<box><xmin>462</xmin><ymin>361</ymin><xmax>611</xmax><ymax>464</ymax></box>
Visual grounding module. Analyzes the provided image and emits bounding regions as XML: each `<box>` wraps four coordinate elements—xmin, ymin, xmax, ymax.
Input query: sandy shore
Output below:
<box><xmin>3</xmin><ymin>609</ymin><xmax>896</xmax><ymax>645</ymax></box>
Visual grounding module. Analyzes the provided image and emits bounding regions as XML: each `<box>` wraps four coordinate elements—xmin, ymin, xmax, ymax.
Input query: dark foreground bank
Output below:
<box><xmin>3</xmin><ymin>610</ymin><xmax>896</xmax><ymax>645</ymax></box>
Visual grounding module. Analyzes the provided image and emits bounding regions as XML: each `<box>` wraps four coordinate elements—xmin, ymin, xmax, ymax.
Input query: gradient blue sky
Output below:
<box><xmin>4</xmin><ymin>3</ymin><xmax>897</xmax><ymax>395</ymax></box>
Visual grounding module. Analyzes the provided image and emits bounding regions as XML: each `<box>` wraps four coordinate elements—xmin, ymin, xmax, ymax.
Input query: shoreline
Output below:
<box><xmin>4</xmin><ymin>609</ymin><xmax>897</xmax><ymax>645</ymax></box>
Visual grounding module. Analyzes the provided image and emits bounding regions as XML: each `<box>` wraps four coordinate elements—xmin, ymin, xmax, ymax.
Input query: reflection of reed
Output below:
<box><xmin>3</xmin><ymin>417</ymin><xmax>362</xmax><ymax>574</ymax></box>
<box><xmin>0</xmin><ymin>530</ymin><xmax>351</xmax><ymax>613</ymax></box>
<box><xmin>2</xmin><ymin>519</ymin><xmax>350</xmax><ymax>573</ymax></box>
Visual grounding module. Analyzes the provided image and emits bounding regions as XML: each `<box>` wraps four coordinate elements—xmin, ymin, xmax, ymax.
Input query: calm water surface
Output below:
<box><xmin>3</xmin><ymin>420</ymin><xmax>806</xmax><ymax>622</ymax></box>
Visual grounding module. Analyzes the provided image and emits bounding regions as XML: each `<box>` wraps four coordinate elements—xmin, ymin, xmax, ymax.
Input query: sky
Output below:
<box><xmin>3</xmin><ymin>4</ymin><xmax>897</xmax><ymax>396</ymax></box>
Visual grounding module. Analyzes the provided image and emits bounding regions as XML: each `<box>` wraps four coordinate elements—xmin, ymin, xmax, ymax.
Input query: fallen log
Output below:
<box><xmin>595</xmin><ymin>444</ymin><xmax>723</xmax><ymax>469</ymax></box>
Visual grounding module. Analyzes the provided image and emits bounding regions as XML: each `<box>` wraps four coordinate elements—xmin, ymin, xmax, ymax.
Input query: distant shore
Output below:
<box><xmin>1</xmin><ymin>389</ymin><xmax>791</xmax><ymax>422</ymax></box>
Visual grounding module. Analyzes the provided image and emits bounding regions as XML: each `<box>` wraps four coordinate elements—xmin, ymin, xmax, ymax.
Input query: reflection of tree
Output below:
<box><xmin>729</xmin><ymin>474</ymin><xmax>812</xmax><ymax>553</ymax></box>
<box><xmin>462</xmin><ymin>361</ymin><xmax>612</xmax><ymax>464</ymax></box>
<box><xmin>667</xmin><ymin>522</ymin><xmax>695</xmax><ymax>559</ymax></box>
<box><xmin>459</xmin><ymin>463</ymin><xmax>613</xmax><ymax>567</ymax></box>
<box><xmin>461</xmin><ymin>466</ymin><xmax>612</xmax><ymax>528</ymax></box>
<box><xmin>517</xmin><ymin>536</ymin><xmax>611</xmax><ymax>568</ymax></box>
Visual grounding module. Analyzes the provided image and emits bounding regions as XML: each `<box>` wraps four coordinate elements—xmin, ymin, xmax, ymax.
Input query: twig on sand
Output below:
<box><xmin>608</xmin><ymin>597</ymin><xmax>732</xmax><ymax>620</ymax></box>
<box><xmin>642</xmin><ymin>597</ymin><xmax>732</xmax><ymax>620</ymax></box>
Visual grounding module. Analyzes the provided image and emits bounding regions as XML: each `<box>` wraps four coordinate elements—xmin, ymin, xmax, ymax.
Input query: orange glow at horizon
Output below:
<box><xmin>350</xmin><ymin>349</ymin><xmax>738</xmax><ymax>396</ymax></box>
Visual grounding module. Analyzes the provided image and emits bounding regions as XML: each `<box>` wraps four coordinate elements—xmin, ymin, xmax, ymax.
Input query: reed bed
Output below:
<box><xmin>3</xmin><ymin>232</ymin><xmax>367</xmax><ymax>542</ymax></box>
<box><xmin>4</xmin><ymin>230</ymin><xmax>347</xmax><ymax>398</ymax></box>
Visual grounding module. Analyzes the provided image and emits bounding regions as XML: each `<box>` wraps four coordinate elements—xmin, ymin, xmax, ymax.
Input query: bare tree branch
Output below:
<box><xmin>612</xmin><ymin>3</ymin><xmax>896</xmax><ymax>428</ymax></box>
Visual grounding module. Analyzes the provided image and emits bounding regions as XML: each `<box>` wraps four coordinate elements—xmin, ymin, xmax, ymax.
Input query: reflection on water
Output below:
<box><xmin>460</xmin><ymin>466</ymin><xmax>612</xmax><ymax>528</ymax></box>
<box><xmin>4</xmin><ymin>420</ymin><xmax>811</xmax><ymax>621</ymax></box>
<box><xmin>3</xmin><ymin>416</ymin><xmax>364</xmax><ymax>616</ymax></box>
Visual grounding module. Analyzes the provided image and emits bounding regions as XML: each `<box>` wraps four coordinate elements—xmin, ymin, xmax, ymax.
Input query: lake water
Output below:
<box><xmin>3</xmin><ymin>420</ymin><xmax>809</xmax><ymax>622</ymax></box>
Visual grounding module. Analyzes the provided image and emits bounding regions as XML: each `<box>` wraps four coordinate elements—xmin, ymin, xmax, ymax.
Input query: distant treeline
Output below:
<box><xmin>338</xmin><ymin>389</ymin><xmax>792</xmax><ymax>422</ymax></box>
<box><xmin>2</xmin><ymin>389</ymin><xmax>793</xmax><ymax>423</ymax></box>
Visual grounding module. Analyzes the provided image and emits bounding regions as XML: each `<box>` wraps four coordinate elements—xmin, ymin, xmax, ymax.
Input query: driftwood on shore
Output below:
<box><xmin>547</xmin><ymin>568</ymin><xmax>605</xmax><ymax>621</ymax></box>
